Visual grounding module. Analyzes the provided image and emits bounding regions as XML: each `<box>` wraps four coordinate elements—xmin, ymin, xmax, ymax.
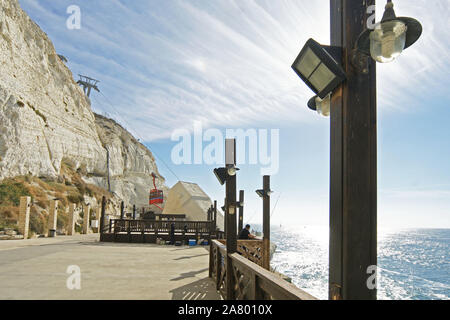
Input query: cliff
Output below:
<box><xmin>89</xmin><ymin>113</ymin><xmax>167</xmax><ymax>208</ymax></box>
<box><xmin>0</xmin><ymin>0</ymin><xmax>166</xmax><ymax>208</ymax></box>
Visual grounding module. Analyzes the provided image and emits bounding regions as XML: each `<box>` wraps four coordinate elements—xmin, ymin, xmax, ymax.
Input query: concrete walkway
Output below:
<box><xmin>0</xmin><ymin>234</ymin><xmax>221</xmax><ymax>300</ymax></box>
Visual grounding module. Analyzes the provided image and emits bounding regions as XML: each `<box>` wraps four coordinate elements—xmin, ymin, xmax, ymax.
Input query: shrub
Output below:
<box><xmin>67</xmin><ymin>192</ymin><xmax>83</xmax><ymax>204</ymax></box>
<box><xmin>47</xmin><ymin>182</ymin><xmax>66</xmax><ymax>193</ymax></box>
<box><xmin>29</xmin><ymin>210</ymin><xmax>45</xmax><ymax>235</ymax></box>
<box><xmin>0</xmin><ymin>180</ymin><xmax>31</xmax><ymax>206</ymax></box>
<box><xmin>57</xmin><ymin>210</ymin><xmax>68</xmax><ymax>230</ymax></box>
<box><xmin>74</xmin><ymin>181</ymin><xmax>86</xmax><ymax>196</ymax></box>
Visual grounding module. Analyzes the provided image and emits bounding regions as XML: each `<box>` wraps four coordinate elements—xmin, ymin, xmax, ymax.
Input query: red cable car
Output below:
<box><xmin>149</xmin><ymin>173</ymin><xmax>163</xmax><ymax>210</ymax></box>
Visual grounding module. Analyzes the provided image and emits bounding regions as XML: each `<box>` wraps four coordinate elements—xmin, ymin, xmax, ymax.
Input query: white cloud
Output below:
<box><xmin>19</xmin><ymin>0</ymin><xmax>331</xmax><ymax>140</ymax></box>
<box><xmin>18</xmin><ymin>0</ymin><xmax>450</xmax><ymax>141</ymax></box>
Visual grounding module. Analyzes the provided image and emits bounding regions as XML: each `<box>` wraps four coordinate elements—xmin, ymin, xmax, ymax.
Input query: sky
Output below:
<box><xmin>18</xmin><ymin>0</ymin><xmax>450</xmax><ymax>229</ymax></box>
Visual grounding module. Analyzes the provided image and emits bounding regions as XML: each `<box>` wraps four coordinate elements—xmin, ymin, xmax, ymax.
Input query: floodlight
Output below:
<box><xmin>256</xmin><ymin>189</ymin><xmax>273</xmax><ymax>198</ymax></box>
<box><xmin>292</xmin><ymin>38</ymin><xmax>346</xmax><ymax>99</ymax></box>
<box><xmin>214</xmin><ymin>167</ymin><xmax>228</xmax><ymax>185</ymax></box>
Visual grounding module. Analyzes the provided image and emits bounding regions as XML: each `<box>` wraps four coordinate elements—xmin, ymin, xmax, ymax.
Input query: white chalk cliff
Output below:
<box><xmin>0</xmin><ymin>0</ymin><xmax>166</xmax><ymax>207</ymax></box>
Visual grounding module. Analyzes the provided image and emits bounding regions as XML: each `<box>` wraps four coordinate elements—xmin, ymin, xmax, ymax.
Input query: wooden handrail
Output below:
<box><xmin>218</xmin><ymin>239</ymin><xmax>265</xmax><ymax>268</ymax></box>
<box><xmin>102</xmin><ymin>219</ymin><xmax>224</xmax><ymax>242</ymax></box>
<box><xmin>210</xmin><ymin>240</ymin><xmax>317</xmax><ymax>300</ymax></box>
<box><xmin>109</xmin><ymin>219</ymin><xmax>214</xmax><ymax>233</ymax></box>
<box><xmin>230</xmin><ymin>253</ymin><xmax>317</xmax><ymax>300</ymax></box>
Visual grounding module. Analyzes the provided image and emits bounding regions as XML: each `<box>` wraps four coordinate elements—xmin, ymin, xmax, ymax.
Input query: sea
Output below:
<box><xmin>258</xmin><ymin>225</ymin><xmax>449</xmax><ymax>300</ymax></box>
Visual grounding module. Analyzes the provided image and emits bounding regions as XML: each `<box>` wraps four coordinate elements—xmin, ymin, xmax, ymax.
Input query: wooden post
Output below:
<box><xmin>216</xmin><ymin>246</ymin><xmax>222</xmax><ymax>290</ymax></box>
<box><xmin>133</xmin><ymin>204</ymin><xmax>136</xmax><ymax>220</ymax></box>
<box><xmin>18</xmin><ymin>196</ymin><xmax>31</xmax><ymax>239</ymax></box>
<box><xmin>224</xmin><ymin>138</ymin><xmax>238</xmax><ymax>300</ymax></box>
<box><xmin>120</xmin><ymin>201</ymin><xmax>125</xmax><ymax>220</ymax></box>
<box><xmin>94</xmin><ymin>207</ymin><xmax>101</xmax><ymax>233</ymax></box>
<box><xmin>225</xmin><ymin>174</ymin><xmax>237</xmax><ymax>300</ymax></box>
<box><xmin>48</xmin><ymin>200</ymin><xmax>58</xmax><ymax>237</ymax></box>
<box><xmin>208</xmin><ymin>206</ymin><xmax>213</xmax><ymax>238</ymax></box>
<box><xmin>213</xmin><ymin>200</ymin><xmax>217</xmax><ymax>233</ymax></box>
<box><xmin>209</xmin><ymin>241</ymin><xmax>214</xmax><ymax>278</ymax></box>
<box><xmin>82</xmin><ymin>204</ymin><xmax>90</xmax><ymax>234</ymax></box>
<box><xmin>100</xmin><ymin>196</ymin><xmax>106</xmax><ymax>236</ymax></box>
<box><xmin>67</xmin><ymin>203</ymin><xmax>76</xmax><ymax>235</ymax></box>
<box><xmin>329</xmin><ymin>0</ymin><xmax>377</xmax><ymax>300</ymax></box>
<box><xmin>223</xmin><ymin>197</ymin><xmax>227</xmax><ymax>236</ymax></box>
<box><xmin>262</xmin><ymin>176</ymin><xmax>270</xmax><ymax>271</ymax></box>
<box><xmin>238</xmin><ymin>190</ymin><xmax>244</xmax><ymax>233</ymax></box>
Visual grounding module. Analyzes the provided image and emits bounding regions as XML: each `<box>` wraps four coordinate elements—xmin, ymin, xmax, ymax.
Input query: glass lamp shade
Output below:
<box><xmin>227</xmin><ymin>166</ymin><xmax>237</xmax><ymax>176</ymax></box>
<box><xmin>315</xmin><ymin>95</ymin><xmax>331</xmax><ymax>117</ymax></box>
<box><xmin>370</xmin><ymin>20</ymin><xmax>407</xmax><ymax>63</ymax></box>
<box><xmin>308</xmin><ymin>95</ymin><xmax>331</xmax><ymax>117</ymax></box>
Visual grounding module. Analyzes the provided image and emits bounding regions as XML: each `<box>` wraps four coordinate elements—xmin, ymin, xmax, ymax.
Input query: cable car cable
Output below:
<box><xmin>95</xmin><ymin>92</ymin><xmax>181</xmax><ymax>181</ymax></box>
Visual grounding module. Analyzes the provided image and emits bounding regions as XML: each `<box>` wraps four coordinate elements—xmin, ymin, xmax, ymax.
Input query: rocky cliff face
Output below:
<box><xmin>0</xmin><ymin>0</ymin><xmax>166</xmax><ymax>208</ymax></box>
<box><xmin>89</xmin><ymin>114</ymin><xmax>167</xmax><ymax>208</ymax></box>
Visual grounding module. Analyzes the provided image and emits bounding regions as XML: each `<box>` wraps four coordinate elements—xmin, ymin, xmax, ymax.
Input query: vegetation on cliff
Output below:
<box><xmin>0</xmin><ymin>158</ymin><xmax>112</xmax><ymax>237</ymax></box>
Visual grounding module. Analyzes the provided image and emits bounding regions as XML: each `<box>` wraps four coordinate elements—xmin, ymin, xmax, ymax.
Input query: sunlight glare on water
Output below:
<box><xmin>270</xmin><ymin>225</ymin><xmax>450</xmax><ymax>300</ymax></box>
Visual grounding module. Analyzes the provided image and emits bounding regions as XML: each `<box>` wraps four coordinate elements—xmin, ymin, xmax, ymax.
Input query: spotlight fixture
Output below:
<box><xmin>256</xmin><ymin>189</ymin><xmax>273</xmax><ymax>198</ymax></box>
<box><xmin>356</xmin><ymin>0</ymin><xmax>422</xmax><ymax>63</ymax></box>
<box><xmin>213</xmin><ymin>167</ymin><xmax>228</xmax><ymax>185</ymax></box>
<box><xmin>292</xmin><ymin>38</ymin><xmax>346</xmax><ymax>99</ymax></box>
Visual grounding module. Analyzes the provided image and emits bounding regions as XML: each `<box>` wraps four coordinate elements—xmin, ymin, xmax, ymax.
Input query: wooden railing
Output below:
<box><xmin>109</xmin><ymin>219</ymin><xmax>214</xmax><ymax>235</ymax></box>
<box><xmin>209</xmin><ymin>240</ymin><xmax>317</xmax><ymax>300</ymax></box>
<box><xmin>101</xmin><ymin>219</ymin><xmax>218</xmax><ymax>243</ymax></box>
<box><xmin>219</xmin><ymin>240</ymin><xmax>265</xmax><ymax>268</ymax></box>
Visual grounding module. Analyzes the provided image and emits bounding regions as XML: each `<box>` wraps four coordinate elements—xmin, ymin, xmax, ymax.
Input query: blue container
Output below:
<box><xmin>188</xmin><ymin>239</ymin><xmax>197</xmax><ymax>246</ymax></box>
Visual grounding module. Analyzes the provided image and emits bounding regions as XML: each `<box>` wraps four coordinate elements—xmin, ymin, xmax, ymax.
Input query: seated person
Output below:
<box><xmin>238</xmin><ymin>224</ymin><xmax>256</xmax><ymax>240</ymax></box>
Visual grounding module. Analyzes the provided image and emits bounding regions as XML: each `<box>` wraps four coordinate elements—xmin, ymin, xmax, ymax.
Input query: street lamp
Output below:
<box><xmin>356</xmin><ymin>0</ymin><xmax>422</xmax><ymax>63</ymax></box>
<box><xmin>290</xmin><ymin>0</ymin><xmax>423</xmax><ymax>300</ymax></box>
